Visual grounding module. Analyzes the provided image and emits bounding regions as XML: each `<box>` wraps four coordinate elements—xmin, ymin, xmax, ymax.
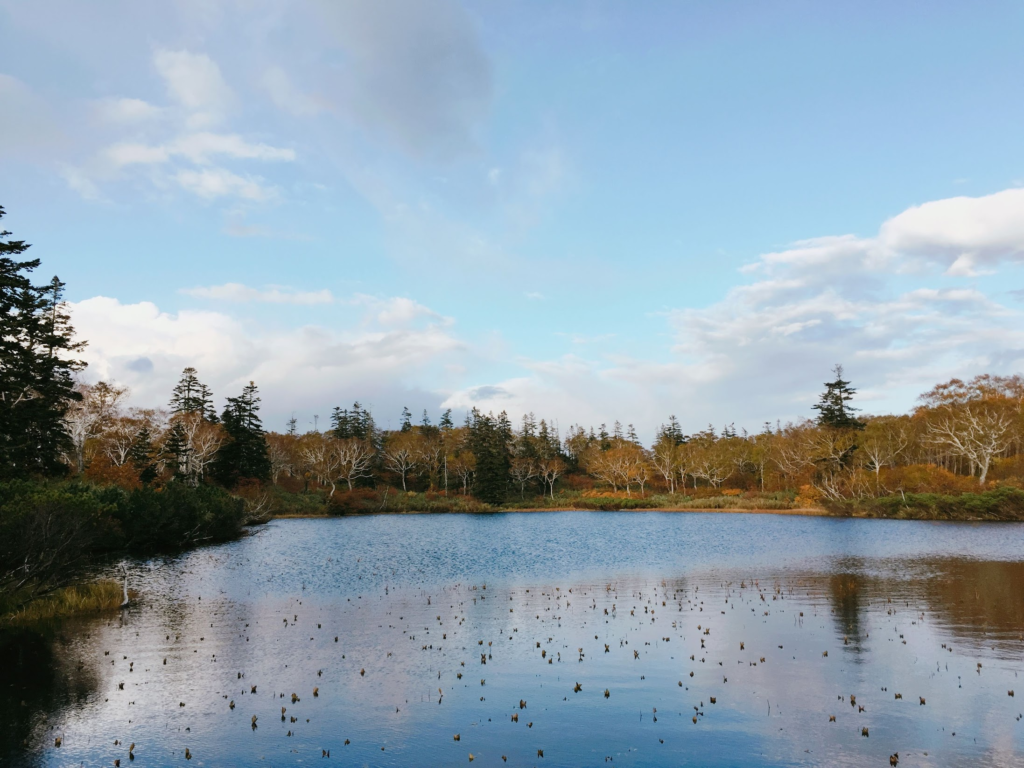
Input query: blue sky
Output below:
<box><xmin>2</xmin><ymin>0</ymin><xmax>1024</xmax><ymax>437</ymax></box>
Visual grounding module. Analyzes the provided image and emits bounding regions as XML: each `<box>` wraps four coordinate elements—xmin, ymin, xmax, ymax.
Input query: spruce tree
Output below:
<box><xmin>0</xmin><ymin>208</ymin><xmax>86</xmax><ymax>476</ymax></box>
<box><xmin>812</xmin><ymin>365</ymin><xmax>865</xmax><ymax>430</ymax></box>
<box><xmin>469</xmin><ymin>411</ymin><xmax>510</xmax><ymax>504</ymax></box>
<box><xmin>400</xmin><ymin>406</ymin><xmax>413</xmax><ymax>432</ymax></box>
<box><xmin>169</xmin><ymin>366</ymin><xmax>217</xmax><ymax>422</ymax></box>
<box><xmin>212</xmin><ymin>381</ymin><xmax>271</xmax><ymax>486</ymax></box>
<box><xmin>439</xmin><ymin>409</ymin><xmax>454</xmax><ymax>431</ymax></box>
<box><xmin>162</xmin><ymin>420</ymin><xmax>191</xmax><ymax>480</ymax></box>
<box><xmin>658</xmin><ymin>415</ymin><xmax>686</xmax><ymax>445</ymax></box>
<box><xmin>130</xmin><ymin>426</ymin><xmax>159</xmax><ymax>484</ymax></box>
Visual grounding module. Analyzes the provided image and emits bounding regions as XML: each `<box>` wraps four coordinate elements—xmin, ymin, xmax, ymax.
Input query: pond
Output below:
<box><xmin>4</xmin><ymin>512</ymin><xmax>1024</xmax><ymax>767</ymax></box>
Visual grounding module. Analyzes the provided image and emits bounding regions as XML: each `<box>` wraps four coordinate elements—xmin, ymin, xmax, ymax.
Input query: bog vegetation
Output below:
<box><xmin>4</xmin><ymin>206</ymin><xmax>1024</xmax><ymax>614</ymax></box>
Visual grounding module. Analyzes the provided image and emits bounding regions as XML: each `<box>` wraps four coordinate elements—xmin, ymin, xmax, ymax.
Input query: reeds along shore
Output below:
<box><xmin>4</xmin><ymin>580</ymin><xmax>126</xmax><ymax>623</ymax></box>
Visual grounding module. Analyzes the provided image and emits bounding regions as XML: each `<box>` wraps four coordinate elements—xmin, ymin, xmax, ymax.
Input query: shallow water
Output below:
<box><xmin>4</xmin><ymin>512</ymin><xmax>1024</xmax><ymax>767</ymax></box>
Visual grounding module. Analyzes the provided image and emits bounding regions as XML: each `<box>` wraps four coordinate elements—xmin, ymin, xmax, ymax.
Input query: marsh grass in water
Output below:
<box><xmin>5</xmin><ymin>579</ymin><xmax>129</xmax><ymax>623</ymax></box>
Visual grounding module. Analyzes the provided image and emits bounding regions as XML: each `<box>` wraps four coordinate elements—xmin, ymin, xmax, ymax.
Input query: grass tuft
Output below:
<box><xmin>6</xmin><ymin>580</ymin><xmax>128</xmax><ymax>624</ymax></box>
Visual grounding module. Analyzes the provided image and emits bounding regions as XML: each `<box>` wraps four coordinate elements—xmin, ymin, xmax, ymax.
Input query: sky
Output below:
<box><xmin>2</xmin><ymin>0</ymin><xmax>1024</xmax><ymax>439</ymax></box>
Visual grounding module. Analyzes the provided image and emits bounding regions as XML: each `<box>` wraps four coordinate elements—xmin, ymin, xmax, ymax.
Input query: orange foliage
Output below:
<box><xmin>879</xmin><ymin>464</ymin><xmax>980</xmax><ymax>495</ymax></box>
<box><xmin>83</xmin><ymin>454</ymin><xmax>141</xmax><ymax>490</ymax></box>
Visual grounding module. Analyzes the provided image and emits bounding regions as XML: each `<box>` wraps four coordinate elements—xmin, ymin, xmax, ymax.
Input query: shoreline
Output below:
<box><xmin>270</xmin><ymin>506</ymin><xmax>833</xmax><ymax>519</ymax></box>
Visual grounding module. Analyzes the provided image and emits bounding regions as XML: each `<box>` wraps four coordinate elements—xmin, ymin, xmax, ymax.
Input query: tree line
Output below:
<box><xmin>5</xmin><ymin>205</ymin><xmax>1024</xmax><ymax>513</ymax></box>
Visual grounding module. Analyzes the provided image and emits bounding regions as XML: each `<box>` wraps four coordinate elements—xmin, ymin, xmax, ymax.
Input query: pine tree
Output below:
<box><xmin>286</xmin><ymin>416</ymin><xmax>298</xmax><ymax>436</ymax></box>
<box><xmin>212</xmin><ymin>381</ymin><xmax>270</xmax><ymax>485</ymax></box>
<box><xmin>812</xmin><ymin>365</ymin><xmax>865</xmax><ymax>430</ymax></box>
<box><xmin>0</xmin><ymin>209</ymin><xmax>86</xmax><ymax>477</ymax></box>
<box><xmin>400</xmin><ymin>406</ymin><xmax>412</xmax><ymax>432</ymax></box>
<box><xmin>169</xmin><ymin>367</ymin><xmax>217</xmax><ymax>422</ymax></box>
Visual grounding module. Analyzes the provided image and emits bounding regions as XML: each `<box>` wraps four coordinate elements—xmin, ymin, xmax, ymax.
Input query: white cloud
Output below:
<box><xmin>69</xmin><ymin>294</ymin><xmax>469</xmax><ymax>425</ymax></box>
<box><xmin>349</xmin><ymin>294</ymin><xmax>453</xmax><ymax>328</ymax></box>
<box><xmin>880</xmin><ymin>188</ymin><xmax>1024</xmax><ymax>276</ymax></box>
<box><xmin>169</xmin><ymin>132</ymin><xmax>295</xmax><ymax>164</ymax></box>
<box><xmin>102</xmin><ymin>133</ymin><xmax>294</xmax><ymax>169</ymax></box>
<box><xmin>93</xmin><ymin>97</ymin><xmax>163</xmax><ymax>124</ymax></box>
<box><xmin>103</xmin><ymin>142</ymin><xmax>170</xmax><ymax>167</ymax></box>
<box><xmin>59</xmin><ymin>165</ymin><xmax>104</xmax><ymax>201</ymax></box>
<box><xmin>153</xmin><ymin>49</ymin><xmax>234</xmax><ymax>125</ymax></box>
<box><xmin>175</xmin><ymin>168</ymin><xmax>275</xmax><ymax>201</ymax></box>
<box><xmin>182</xmin><ymin>283</ymin><xmax>333</xmax><ymax>305</ymax></box>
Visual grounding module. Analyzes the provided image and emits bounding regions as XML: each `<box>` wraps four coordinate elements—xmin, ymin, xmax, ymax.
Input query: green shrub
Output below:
<box><xmin>829</xmin><ymin>487</ymin><xmax>1024</xmax><ymax>520</ymax></box>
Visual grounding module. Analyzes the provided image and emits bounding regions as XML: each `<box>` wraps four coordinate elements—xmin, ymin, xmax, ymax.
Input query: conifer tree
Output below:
<box><xmin>439</xmin><ymin>409</ymin><xmax>454</xmax><ymax>431</ymax></box>
<box><xmin>812</xmin><ymin>365</ymin><xmax>865</xmax><ymax>430</ymax></box>
<box><xmin>130</xmin><ymin>425</ymin><xmax>158</xmax><ymax>484</ymax></box>
<box><xmin>212</xmin><ymin>381</ymin><xmax>270</xmax><ymax>485</ymax></box>
<box><xmin>162</xmin><ymin>420</ymin><xmax>191</xmax><ymax>480</ymax></box>
<box><xmin>658</xmin><ymin>415</ymin><xmax>686</xmax><ymax>445</ymax></box>
<box><xmin>0</xmin><ymin>208</ymin><xmax>86</xmax><ymax>476</ymax></box>
<box><xmin>469</xmin><ymin>410</ymin><xmax>510</xmax><ymax>504</ymax></box>
<box><xmin>169</xmin><ymin>366</ymin><xmax>217</xmax><ymax>422</ymax></box>
<box><xmin>400</xmin><ymin>406</ymin><xmax>413</xmax><ymax>432</ymax></box>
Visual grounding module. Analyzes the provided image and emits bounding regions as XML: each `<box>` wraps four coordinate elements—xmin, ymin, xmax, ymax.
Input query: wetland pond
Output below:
<box><xmin>4</xmin><ymin>511</ymin><xmax>1024</xmax><ymax>767</ymax></box>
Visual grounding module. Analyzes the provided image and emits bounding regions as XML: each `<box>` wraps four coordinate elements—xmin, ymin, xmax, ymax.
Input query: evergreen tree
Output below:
<box><xmin>332</xmin><ymin>401</ymin><xmax>375</xmax><ymax>441</ymax></box>
<box><xmin>169</xmin><ymin>366</ymin><xmax>217</xmax><ymax>421</ymax></box>
<box><xmin>212</xmin><ymin>381</ymin><xmax>271</xmax><ymax>485</ymax></box>
<box><xmin>0</xmin><ymin>209</ymin><xmax>86</xmax><ymax>477</ymax></box>
<box><xmin>400</xmin><ymin>406</ymin><xmax>413</xmax><ymax>432</ymax></box>
<box><xmin>812</xmin><ymin>365</ymin><xmax>865</xmax><ymax>430</ymax></box>
<box><xmin>439</xmin><ymin>409</ymin><xmax>454</xmax><ymax>431</ymax></box>
<box><xmin>286</xmin><ymin>416</ymin><xmax>298</xmax><ymax>436</ymax></box>
<box><xmin>421</xmin><ymin>409</ymin><xmax>432</xmax><ymax>428</ymax></box>
<box><xmin>469</xmin><ymin>411</ymin><xmax>510</xmax><ymax>504</ymax></box>
<box><xmin>330</xmin><ymin>405</ymin><xmax>350</xmax><ymax>438</ymax></box>
<box><xmin>130</xmin><ymin>425</ymin><xmax>158</xmax><ymax>484</ymax></box>
<box><xmin>162</xmin><ymin>420</ymin><xmax>191</xmax><ymax>480</ymax></box>
<box><xmin>658</xmin><ymin>415</ymin><xmax>686</xmax><ymax>445</ymax></box>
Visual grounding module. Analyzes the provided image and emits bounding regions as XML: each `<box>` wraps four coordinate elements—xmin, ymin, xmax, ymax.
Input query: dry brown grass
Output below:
<box><xmin>6</xmin><ymin>580</ymin><xmax>129</xmax><ymax>623</ymax></box>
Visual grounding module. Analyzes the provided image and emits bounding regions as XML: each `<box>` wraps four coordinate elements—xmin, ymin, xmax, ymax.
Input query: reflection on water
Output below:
<box><xmin>3</xmin><ymin>513</ymin><xmax>1023</xmax><ymax>767</ymax></box>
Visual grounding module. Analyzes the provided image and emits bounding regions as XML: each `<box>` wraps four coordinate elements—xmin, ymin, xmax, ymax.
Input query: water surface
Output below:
<box><xmin>4</xmin><ymin>512</ymin><xmax>1024</xmax><ymax>767</ymax></box>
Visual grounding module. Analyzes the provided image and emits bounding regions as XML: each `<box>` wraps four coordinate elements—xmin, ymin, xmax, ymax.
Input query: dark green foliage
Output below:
<box><xmin>169</xmin><ymin>366</ymin><xmax>217</xmax><ymax>422</ymax></box>
<box><xmin>469</xmin><ymin>409</ymin><xmax>510</xmax><ymax>504</ymax></box>
<box><xmin>828</xmin><ymin>487</ymin><xmax>1024</xmax><ymax>520</ymax></box>
<box><xmin>657</xmin><ymin>415</ymin><xmax>686</xmax><ymax>445</ymax></box>
<box><xmin>213</xmin><ymin>382</ymin><xmax>270</xmax><ymax>486</ymax></box>
<box><xmin>129</xmin><ymin>426</ymin><xmax>158</xmax><ymax>484</ymax></box>
<box><xmin>111</xmin><ymin>482</ymin><xmax>245</xmax><ymax>550</ymax></box>
<box><xmin>439</xmin><ymin>409</ymin><xmax>454</xmax><ymax>431</ymax></box>
<box><xmin>0</xmin><ymin>479</ymin><xmax>245</xmax><ymax>616</ymax></box>
<box><xmin>813</xmin><ymin>364</ymin><xmax>866</xmax><ymax>430</ymax></box>
<box><xmin>0</xmin><ymin>208</ymin><xmax>85</xmax><ymax>477</ymax></box>
<box><xmin>162</xmin><ymin>420</ymin><xmax>190</xmax><ymax>481</ymax></box>
<box><xmin>399</xmin><ymin>406</ymin><xmax>412</xmax><ymax>432</ymax></box>
<box><xmin>331</xmin><ymin>402</ymin><xmax>376</xmax><ymax>440</ymax></box>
